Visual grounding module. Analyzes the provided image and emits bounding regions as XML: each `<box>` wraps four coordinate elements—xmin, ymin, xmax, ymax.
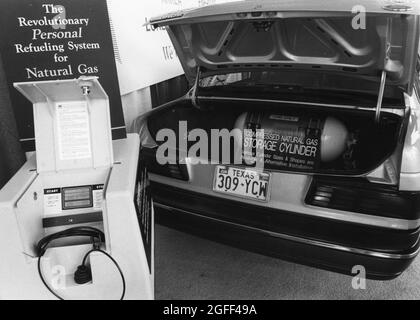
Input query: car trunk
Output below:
<box><xmin>146</xmin><ymin>98</ymin><xmax>407</xmax><ymax>176</ymax></box>
<box><xmin>145</xmin><ymin>1</ymin><xmax>418</xmax><ymax>179</ymax></box>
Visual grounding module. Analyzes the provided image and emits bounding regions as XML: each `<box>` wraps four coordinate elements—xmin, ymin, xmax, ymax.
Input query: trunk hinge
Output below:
<box><xmin>376</xmin><ymin>20</ymin><xmax>392</xmax><ymax>124</ymax></box>
<box><xmin>375</xmin><ymin>70</ymin><xmax>387</xmax><ymax>123</ymax></box>
<box><xmin>191</xmin><ymin>66</ymin><xmax>201</xmax><ymax>108</ymax></box>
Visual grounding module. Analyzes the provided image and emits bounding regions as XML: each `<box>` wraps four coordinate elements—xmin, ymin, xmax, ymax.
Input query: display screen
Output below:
<box><xmin>62</xmin><ymin>186</ymin><xmax>93</xmax><ymax>210</ymax></box>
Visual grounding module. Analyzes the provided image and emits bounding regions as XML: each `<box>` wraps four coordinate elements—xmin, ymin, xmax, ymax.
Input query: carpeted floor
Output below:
<box><xmin>155</xmin><ymin>224</ymin><xmax>420</xmax><ymax>300</ymax></box>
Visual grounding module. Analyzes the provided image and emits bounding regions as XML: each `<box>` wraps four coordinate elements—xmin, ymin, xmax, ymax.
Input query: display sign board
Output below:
<box><xmin>0</xmin><ymin>0</ymin><xmax>126</xmax><ymax>151</ymax></box>
<box><xmin>134</xmin><ymin>153</ymin><xmax>152</xmax><ymax>273</ymax></box>
<box><xmin>242</xmin><ymin>114</ymin><xmax>323</xmax><ymax>171</ymax></box>
<box><xmin>107</xmin><ymin>0</ymin><xmax>238</xmax><ymax>95</ymax></box>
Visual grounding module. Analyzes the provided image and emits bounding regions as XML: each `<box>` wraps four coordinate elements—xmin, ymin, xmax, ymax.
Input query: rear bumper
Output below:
<box><xmin>152</xmin><ymin>182</ymin><xmax>420</xmax><ymax>280</ymax></box>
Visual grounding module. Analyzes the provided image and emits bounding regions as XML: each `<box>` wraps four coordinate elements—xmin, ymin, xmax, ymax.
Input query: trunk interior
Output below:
<box><xmin>147</xmin><ymin>99</ymin><xmax>407</xmax><ymax>176</ymax></box>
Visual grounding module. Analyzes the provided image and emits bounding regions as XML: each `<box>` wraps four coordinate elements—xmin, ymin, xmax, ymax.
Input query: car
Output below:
<box><xmin>132</xmin><ymin>0</ymin><xmax>420</xmax><ymax>279</ymax></box>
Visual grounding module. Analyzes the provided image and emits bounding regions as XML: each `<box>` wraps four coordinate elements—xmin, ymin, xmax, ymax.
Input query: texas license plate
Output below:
<box><xmin>213</xmin><ymin>166</ymin><xmax>270</xmax><ymax>202</ymax></box>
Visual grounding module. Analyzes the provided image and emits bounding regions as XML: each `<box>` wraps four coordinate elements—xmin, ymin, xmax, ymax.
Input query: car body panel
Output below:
<box><xmin>151</xmin><ymin>0</ymin><xmax>420</xmax><ymax>24</ymax></box>
<box><xmin>148</xmin><ymin>166</ymin><xmax>420</xmax><ymax>230</ymax></box>
<box><xmin>154</xmin><ymin>197</ymin><xmax>418</xmax><ymax>280</ymax></box>
<box><xmin>150</xmin><ymin>0</ymin><xmax>419</xmax><ymax>89</ymax></box>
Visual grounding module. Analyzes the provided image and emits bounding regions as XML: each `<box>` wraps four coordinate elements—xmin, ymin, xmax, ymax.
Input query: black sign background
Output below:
<box><xmin>134</xmin><ymin>152</ymin><xmax>152</xmax><ymax>274</ymax></box>
<box><xmin>0</xmin><ymin>0</ymin><xmax>126</xmax><ymax>151</ymax></box>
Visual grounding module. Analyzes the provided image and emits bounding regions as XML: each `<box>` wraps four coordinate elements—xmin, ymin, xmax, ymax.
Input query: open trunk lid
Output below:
<box><xmin>150</xmin><ymin>0</ymin><xmax>419</xmax><ymax>91</ymax></box>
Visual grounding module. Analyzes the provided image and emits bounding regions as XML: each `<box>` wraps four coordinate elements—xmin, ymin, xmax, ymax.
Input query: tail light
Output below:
<box><xmin>141</xmin><ymin>147</ymin><xmax>190</xmax><ymax>181</ymax></box>
<box><xmin>305</xmin><ymin>177</ymin><xmax>420</xmax><ymax>220</ymax></box>
<box><xmin>367</xmin><ymin>158</ymin><xmax>399</xmax><ymax>185</ymax></box>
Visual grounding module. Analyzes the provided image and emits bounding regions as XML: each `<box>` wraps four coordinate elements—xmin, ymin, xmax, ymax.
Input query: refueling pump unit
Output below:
<box><xmin>0</xmin><ymin>77</ymin><xmax>154</xmax><ymax>300</ymax></box>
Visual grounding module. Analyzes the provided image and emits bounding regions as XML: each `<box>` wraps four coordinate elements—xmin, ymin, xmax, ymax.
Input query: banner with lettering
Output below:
<box><xmin>107</xmin><ymin>0</ymin><xmax>237</xmax><ymax>95</ymax></box>
<box><xmin>0</xmin><ymin>0</ymin><xmax>126</xmax><ymax>151</ymax></box>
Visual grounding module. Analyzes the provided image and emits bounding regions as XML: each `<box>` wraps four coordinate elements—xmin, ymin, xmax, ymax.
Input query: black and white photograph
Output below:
<box><xmin>0</xmin><ymin>0</ymin><xmax>419</xmax><ymax>307</ymax></box>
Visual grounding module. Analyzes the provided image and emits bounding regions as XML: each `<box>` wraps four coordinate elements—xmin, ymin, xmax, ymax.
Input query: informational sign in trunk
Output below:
<box><xmin>0</xmin><ymin>0</ymin><xmax>126</xmax><ymax>151</ymax></box>
<box><xmin>243</xmin><ymin>113</ymin><xmax>324</xmax><ymax>171</ymax></box>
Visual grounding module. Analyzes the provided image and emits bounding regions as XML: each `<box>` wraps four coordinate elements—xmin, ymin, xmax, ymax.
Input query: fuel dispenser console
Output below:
<box><xmin>0</xmin><ymin>77</ymin><xmax>154</xmax><ymax>300</ymax></box>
